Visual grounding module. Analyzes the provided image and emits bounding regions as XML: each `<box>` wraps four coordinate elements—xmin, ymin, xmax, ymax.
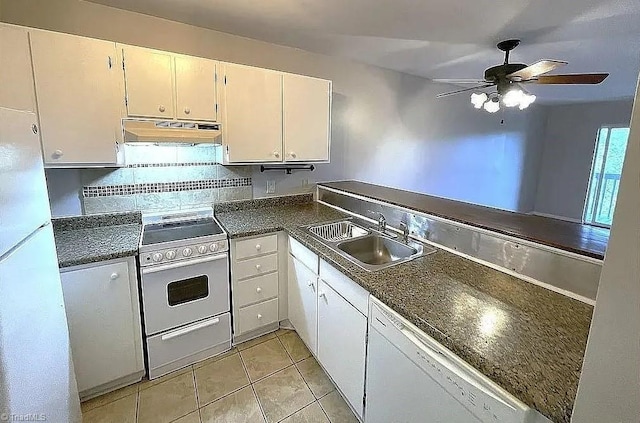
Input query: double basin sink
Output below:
<box><xmin>303</xmin><ymin>219</ymin><xmax>436</xmax><ymax>271</ymax></box>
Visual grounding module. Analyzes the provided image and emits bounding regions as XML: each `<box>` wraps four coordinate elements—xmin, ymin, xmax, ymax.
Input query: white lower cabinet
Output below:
<box><xmin>231</xmin><ymin>233</ymin><xmax>285</xmax><ymax>343</ymax></box>
<box><xmin>317</xmin><ymin>279</ymin><xmax>367</xmax><ymax>420</ymax></box>
<box><xmin>287</xmin><ymin>237</ymin><xmax>368</xmax><ymax>421</ymax></box>
<box><xmin>60</xmin><ymin>257</ymin><xmax>144</xmax><ymax>399</ymax></box>
<box><xmin>288</xmin><ymin>255</ymin><xmax>318</xmax><ymax>355</ymax></box>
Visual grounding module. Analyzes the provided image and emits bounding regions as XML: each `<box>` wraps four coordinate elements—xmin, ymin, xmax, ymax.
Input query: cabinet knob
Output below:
<box><xmin>159</xmin><ymin>105</ymin><xmax>166</xmax><ymax>112</ymax></box>
<box><xmin>257</xmin><ymin>314</ymin><xmax>263</xmax><ymax>320</ymax></box>
<box><xmin>256</xmin><ymin>264</ymin><xmax>262</xmax><ymax>271</ymax></box>
<box><xmin>318</xmin><ymin>291</ymin><xmax>326</xmax><ymax>298</ymax></box>
<box><xmin>273</xmin><ymin>151</ymin><xmax>280</xmax><ymax>158</ymax></box>
<box><xmin>256</xmin><ymin>287</ymin><xmax>262</xmax><ymax>293</ymax></box>
<box><xmin>31</xmin><ymin>124</ymin><xmax>38</xmax><ymax>134</ymax></box>
<box><xmin>307</xmin><ymin>280</ymin><xmax>313</xmax><ymax>287</ymax></box>
<box><xmin>255</xmin><ymin>244</ymin><xmax>261</xmax><ymax>251</ymax></box>
<box><xmin>110</xmin><ymin>272</ymin><xmax>119</xmax><ymax>280</ymax></box>
<box><xmin>289</xmin><ymin>152</ymin><xmax>297</xmax><ymax>158</ymax></box>
<box><xmin>184</xmin><ymin>107</ymin><xmax>190</xmax><ymax>114</ymax></box>
<box><xmin>53</xmin><ymin>149</ymin><xmax>63</xmax><ymax>158</ymax></box>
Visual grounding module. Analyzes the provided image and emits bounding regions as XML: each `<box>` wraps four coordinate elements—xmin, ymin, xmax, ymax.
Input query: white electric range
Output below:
<box><xmin>139</xmin><ymin>207</ymin><xmax>231</xmax><ymax>379</ymax></box>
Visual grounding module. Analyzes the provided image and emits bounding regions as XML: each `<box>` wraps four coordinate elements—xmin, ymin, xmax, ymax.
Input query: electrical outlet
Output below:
<box><xmin>266</xmin><ymin>180</ymin><xmax>276</xmax><ymax>194</ymax></box>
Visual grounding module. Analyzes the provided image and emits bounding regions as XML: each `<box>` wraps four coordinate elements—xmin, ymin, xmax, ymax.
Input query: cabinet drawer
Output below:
<box><xmin>319</xmin><ymin>259</ymin><xmax>369</xmax><ymax>315</ymax></box>
<box><xmin>235</xmin><ymin>272</ymin><xmax>279</xmax><ymax>308</ymax></box>
<box><xmin>235</xmin><ymin>253</ymin><xmax>278</xmax><ymax>281</ymax></box>
<box><xmin>237</xmin><ymin>298</ymin><xmax>279</xmax><ymax>334</ymax></box>
<box><xmin>235</xmin><ymin>234</ymin><xmax>278</xmax><ymax>260</ymax></box>
<box><xmin>147</xmin><ymin>313</ymin><xmax>231</xmax><ymax>377</ymax></box>
<box><xmin>289</xmin><ymin>236</ymin><xmax>319</xmax><ymax>274</ymax></box>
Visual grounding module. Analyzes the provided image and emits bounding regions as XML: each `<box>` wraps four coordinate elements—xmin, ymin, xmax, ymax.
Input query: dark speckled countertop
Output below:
<box><xmin>215</xmin><ymin>195</ymin><xmax>593</xmax><ymax>423</ymax></box>
<box><xmin>53</xmin><ymin>212</ymin><xmax>142</xmax><ymax>268</ymax></box>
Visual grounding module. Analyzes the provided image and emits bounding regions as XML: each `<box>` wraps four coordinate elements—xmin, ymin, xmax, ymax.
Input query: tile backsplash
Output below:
<box><xmin>72</xmin><ymin>144</ymin><xmax>253</xmax><ymax>214</ymax></box>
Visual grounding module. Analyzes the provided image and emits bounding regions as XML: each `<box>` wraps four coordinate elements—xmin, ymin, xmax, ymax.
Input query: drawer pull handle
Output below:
<box><xmin>256</xmin><ymin>287</ymin><xmax>262</xmax><ymax>293</ymax></box>
<box><xmin>257</xmin><ymin>314</ymin><xmax>263</xmax><ymax>320</ymax></box>
<box><xmin>256</xmin><ymin>244</ymin><xmax>261</xmax><ymax>251</ymax></box>
<box><xmin>256</xmin><ymin>264</ymin><xmax>262</xmax><ymax>271</ymax></box>
<box><xmin>319</xmin><ymin>291</ymin><xmax>326</xmax><ymax>299</ymax></box>
<box><xmin>110</xmin><ymin>272</ymin><xmax>119</xmax><ymax>280</ymax></box>
<box><xmin>161</xmin><ymin>318</ymin><xmax>220</xmax><ymax>341</ymax></box>
<box><xmin>307</xmin><ymin>281</ymin><xmax>313</xmax><ymax>287</ymax></box>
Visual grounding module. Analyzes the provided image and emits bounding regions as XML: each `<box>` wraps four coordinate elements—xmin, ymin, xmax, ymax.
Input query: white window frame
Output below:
<box><xmin>583</xmin><ymin>124</ymin><xmax>630</xmax><ymax>228</ymax></box>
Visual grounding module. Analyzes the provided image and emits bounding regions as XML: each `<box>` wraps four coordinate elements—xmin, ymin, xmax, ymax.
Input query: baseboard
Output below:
<box><xmin>529</xmin><ymin>211</ymin><xmax>583</xmax><ymax>224</ymax></box>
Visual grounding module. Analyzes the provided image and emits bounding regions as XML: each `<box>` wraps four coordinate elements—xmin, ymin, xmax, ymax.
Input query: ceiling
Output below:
<box><xmin>88</xmin><ymin>0</ymin><xmax>640</xmax><ymax>103</ymax></box>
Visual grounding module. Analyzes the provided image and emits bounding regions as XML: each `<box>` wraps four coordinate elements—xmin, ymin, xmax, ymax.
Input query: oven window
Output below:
<box><xmin>167</xmin><ymin>275</ymin><xmax>209</xmax><ymax>306</ymax></box>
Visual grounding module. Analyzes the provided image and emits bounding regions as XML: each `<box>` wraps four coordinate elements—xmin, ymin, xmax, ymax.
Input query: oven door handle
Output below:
<box><xmin>161</xmin><ymin>317</ymin><xmax>220</xmax><ymax>341</ymax></box>
<box><xmin>142</xmin><ymin>253</ymin><xmax>228</xmax><ymax>274</ymax></box>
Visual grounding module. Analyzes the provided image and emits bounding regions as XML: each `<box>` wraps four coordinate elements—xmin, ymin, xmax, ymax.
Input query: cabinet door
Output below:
<box><xmin>222</xmin><ymin>63</ymin><xmax>283</xmax><ymax>163</ymax></box>
<box><xmin>61</xmin><ymin>261</ymin><xmax>140</xmax><ymax>393</ymax></box>
<box><xmin>317</xmin><ymin>280</ymin><xmax>366</xmax><ymax>418</ymax></box>
<box><xmin>175</xmin><ymin>55</ymin><xmax>217</xmax><ymax>121</ymax></box>
<box><xmin>288</xmin><ymin>255</ymin><xmax>318</xmax><ymax>355</ymax></box>
<box><xmin>0</xmin><ymin>25</ymin><xmax>36</xmax><ymax>112</ymax></box>
<box><xmin>122</xmin><ymin>46</ymin><xmax>174</xmax><ymax>118</ymax></box>
<box><xmin>30</xmin><ymin>31</ymin><xmax>123</xmax><ymax>165</ymax></box>
<box><xmin>283</xmin><ymin>74</ymin><xmax>331</xmax><ymax>162</ymax></box>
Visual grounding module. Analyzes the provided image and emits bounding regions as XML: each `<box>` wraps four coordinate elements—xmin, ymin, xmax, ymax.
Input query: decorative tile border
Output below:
<box><xmin>124</xmin><ymin>162</ymin><xmax>220</xmax><ymax>168</ymax></box>
<box><xmin>82</xmin><ymin>178</ymin><xmax>252</xmax><ymax>198</ymax></box>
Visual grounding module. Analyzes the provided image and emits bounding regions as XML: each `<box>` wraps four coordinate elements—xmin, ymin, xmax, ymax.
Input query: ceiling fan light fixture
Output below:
<box><xmin>470</xmin><ymin>92</ymin><xmax>488</xmax><ymax>109</ymax></box>
<box><xmin>519</xmin><ymin>93</ymin><xmax>537</xmax><ymax>110</ymax></box>
<box><xmin>502</xmin><ymin>88</ymin><xmax>524</xmax><ymax>108</ymax></box>
<box><xmin>483</xmin><ymin>98</ymin><xmax>500</xmax><ymax>113</ymax></box>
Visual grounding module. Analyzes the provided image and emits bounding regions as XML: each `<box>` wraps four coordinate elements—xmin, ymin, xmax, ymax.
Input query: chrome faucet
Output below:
<box><xmin>399</xmin><ymin>222</ymin><xmax>410</xmax><ymax>243</ymax></box>
<box><xmin>377</xmin><ymin>213</ymin><xmax>387</xmax><ymax>232</ymax></box>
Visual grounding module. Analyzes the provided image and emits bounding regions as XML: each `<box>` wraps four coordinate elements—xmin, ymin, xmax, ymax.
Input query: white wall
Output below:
<box><xmin>534</xmin><ymin>100</ymin><xmax>634</xmax><ymax>221</ymax></box>
<box><xmin>571</xmin><ymin>80</ymin><xmax>640</xmax><ymax>423</ymax></box>
<box><xmin>0</xmin><ymin>0</ymin><xmax>545</xmax><ymax>214</ymax></box>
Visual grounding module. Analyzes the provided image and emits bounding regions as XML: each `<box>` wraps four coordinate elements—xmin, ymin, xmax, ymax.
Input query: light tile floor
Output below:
<box><xmin>81</xmin><ymin>329</ymin><xmax>359</xmax><ymax>423</ymax></box>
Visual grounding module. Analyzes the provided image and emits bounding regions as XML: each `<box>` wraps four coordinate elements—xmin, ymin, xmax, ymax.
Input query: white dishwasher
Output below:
<box><xmin>365</xmin><ymin>298</ymin><xmax>550</xmax><ymax>423</ymax></box>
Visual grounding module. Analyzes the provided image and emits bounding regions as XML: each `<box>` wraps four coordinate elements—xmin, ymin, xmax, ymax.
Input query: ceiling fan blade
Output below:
<box><xmin>507</xmin><ymin>60</ymin><xmax>568</xmax><ymax>81</ymax></box>
<box><xmin>436</xmin><ymin>84</ymin><xmax>494</xmax><ymax>98</ymax></box>
<box><xmin>529</xmin><ymin>73</ymin><xmax>609</xmax><ymax>85</ymax></box>
<box><xmin>432</xmin><ymin>78</ymin><xmax>488</xmax><ymax>84</ymax></box>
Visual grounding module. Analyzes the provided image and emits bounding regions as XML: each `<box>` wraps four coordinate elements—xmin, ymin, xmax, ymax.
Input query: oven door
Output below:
<box><xmin>141</xmin><ymin>254</ymin><xmax>230</xmax><ymax>335</ymax></box>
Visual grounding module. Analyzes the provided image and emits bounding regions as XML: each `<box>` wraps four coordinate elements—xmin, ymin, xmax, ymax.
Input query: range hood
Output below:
<box><xmin>123</xmin><ymin>119</ymin><xmax>222</xmax><ymax>144</ymax></box>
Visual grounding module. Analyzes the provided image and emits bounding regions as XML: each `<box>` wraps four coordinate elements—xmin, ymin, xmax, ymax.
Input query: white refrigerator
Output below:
<box><xmin>0</xmin><ymin>107</ymin><xmax>81</xmax><ymax>422</ymax></box>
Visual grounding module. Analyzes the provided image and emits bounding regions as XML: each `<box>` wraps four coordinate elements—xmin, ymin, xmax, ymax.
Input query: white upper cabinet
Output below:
<box><xmin>122</xmin><ymin>46</ymin><xmax>218</xmax><ymax>121</ymax></box>
<box><xmin>283</xmin><ymin>73</ymin><xmax>331</xmax><ymax>162</ymax></box>
<box><xmin>221</xmin><ymin>63</ymin><xmax>283</xmax><ymax>163</ymax></box>
<box><xmin>0</xmin><ymin>24</ymin><xmax>36</xmax><ymax>112</ymax></box>
<box><xmin>175</xmin><ymin>55</ymin><xmax>217</xmax><ymax>121</ymax></box>
<box><xmin>30</xmin><ymin>30</ymin><xmax>124</xmax><ymax>166</ymax></box>
<box><xmin>122</xmin><ymin>46</ymin><xmax>175</xmax><ymax>119</ymax></box>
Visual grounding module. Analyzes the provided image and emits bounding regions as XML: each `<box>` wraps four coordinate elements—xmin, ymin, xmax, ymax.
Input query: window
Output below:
<box><xmin>583</xmin><ymin>126</ymin><xmax>631</xmax><ymax>227</ymax></box>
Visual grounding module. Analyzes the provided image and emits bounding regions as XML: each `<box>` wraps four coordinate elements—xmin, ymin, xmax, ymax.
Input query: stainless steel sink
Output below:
<box><xmin>304</xmin><ymin>219</ymin><xmax>436</xmax><ymax>271</ymax></box>
<box><xmin>337</xmin><ymin>235</ymin><xmax>418</xmax><ymax>266</ymax></box>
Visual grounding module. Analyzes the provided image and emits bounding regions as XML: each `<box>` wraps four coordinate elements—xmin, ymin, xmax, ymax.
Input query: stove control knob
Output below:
<box><xmin>165</xmin><ymin>250</ymin><xmax>176</xmax><ymax>260</ymax></box>
<box><xmin>152</xmin><ymin>253</ymin><xmax>163</xmax><ymax>262</ymax></box>
<box><xmin>198</xmin><ymin>245</ymin><xmax>208</xmax><ymax>254</ymax></box>
<box><xmin>182</xmin><ymin>247</ymin><xmax>193</xmax><ymax>257</ymax></box>
<box><xmin>209</xmin><ymin>243</ymin><xmax>218</xmax><ymax>252</ymax></box>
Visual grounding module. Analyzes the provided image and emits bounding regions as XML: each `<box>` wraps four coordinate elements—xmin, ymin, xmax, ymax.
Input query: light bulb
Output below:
<box><xmin>519</xmin><ymin>93</ymin><xmax>536</xmax><ymax>110</ymax></box>
<box><xmin>470</xmin><ymin>92</ymin><xmax>488</xmax><ymax>109</ymax></box>
<box><xmin>502</xmin><ymin>89</ymin><xmax>524</xmax><ymax>108</ymax></box>
<box><xmin>483</xmin><ymin>98</ymin><xmax>500</xmax><ymax>113</ymax></box>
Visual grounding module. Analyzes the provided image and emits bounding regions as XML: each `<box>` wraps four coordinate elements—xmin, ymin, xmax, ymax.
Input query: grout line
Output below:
<box><xmin>195</xmin><ymin>353</ymin><xmax>252</xmax><ymax>410</ymax></box>
<box><xmin>135</xmin><ymin>387</ymin><xmax>140</xmax><ymax>423</ymax></box>
<box><xmin>192</xmin><ymin>365</ymin><xmax>200</xmax><ymax>409</ymax></box>
<box><xmin>238</xmin><ymin>350</ymin><xmax>269</xmax><ymax>422</ymax></box>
